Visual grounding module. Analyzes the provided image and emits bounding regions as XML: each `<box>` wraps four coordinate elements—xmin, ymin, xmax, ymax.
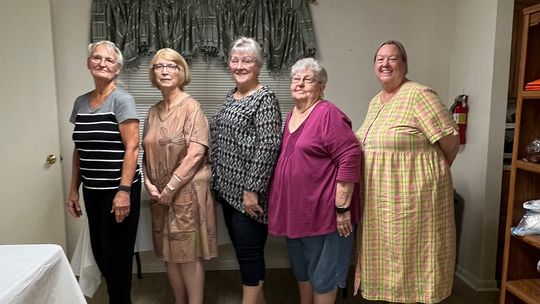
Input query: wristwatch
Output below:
<box><xmin>335</xmin><ymin>205</ymin><xmax>350</xmax><ymax>214</ymax></box>
<box><xmin>118</xmin><ymin>184</ymin><xmax>131</xmax><ymax>193</ymax></box>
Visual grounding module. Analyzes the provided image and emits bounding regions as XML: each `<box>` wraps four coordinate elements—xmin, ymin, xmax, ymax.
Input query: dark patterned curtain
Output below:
<box><xmin>90</xmin><ymin>0</ymin><xmax>317</xmax><ymax>72</ymax></box>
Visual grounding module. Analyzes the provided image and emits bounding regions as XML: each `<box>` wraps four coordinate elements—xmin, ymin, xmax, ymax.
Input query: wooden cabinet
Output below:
<box><xmin>500</xmin><ymin>3</ymin><xmax>540</xmax><ymax>304</ymax></box>
<box><xmin>497</xmin><ymin>170</ymin><xmax>511</xmax><ymax>284</ymax></box>
<box><xmin>509</xmin><ymin>1</ymin><xmax>540</xmax><ymax>99</ymax></box>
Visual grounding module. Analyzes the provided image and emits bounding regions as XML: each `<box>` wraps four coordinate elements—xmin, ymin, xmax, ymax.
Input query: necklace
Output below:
<box><xmin>235</xmin><ymin>84</ymin><xmax>261</xmax><ymax>100</ymax></box>
<box><xmin>296</xmin><ymin>99</ymin><xmax>319</xmax><ymax>114</ymax></box>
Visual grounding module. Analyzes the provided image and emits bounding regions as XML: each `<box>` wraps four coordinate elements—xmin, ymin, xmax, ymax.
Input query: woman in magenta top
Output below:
<box><xmin>268</xmin><ymin>58</ymin><xmax>361</xmax><ymax>304</ymax></box>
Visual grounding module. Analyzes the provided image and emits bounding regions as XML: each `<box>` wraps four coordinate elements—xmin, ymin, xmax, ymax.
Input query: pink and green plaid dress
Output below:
<box><xmin>354</xmin><ymin>81</ymin><xmax>458</xmax><ymax>303</ymax></box>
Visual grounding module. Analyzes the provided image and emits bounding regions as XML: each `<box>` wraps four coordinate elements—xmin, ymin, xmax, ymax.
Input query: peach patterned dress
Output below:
<box><xmin>143</xmin><ymin>95</ymin><xmax>217</xmax><ymax>263</ymax></box>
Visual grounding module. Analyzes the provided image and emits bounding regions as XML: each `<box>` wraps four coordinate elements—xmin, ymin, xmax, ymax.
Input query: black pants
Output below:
<box><xmin>83</xmin><ymin>181</ymin><xmax>140</xmax><ymax>304</ymax></box>
<box><xmin>220</xmin><ymin>196</ymin><xmax>268</xmax><ymax>286</ymax></box>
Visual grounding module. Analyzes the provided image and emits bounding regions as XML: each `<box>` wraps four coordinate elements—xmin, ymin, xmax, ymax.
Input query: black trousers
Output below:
<box><xmin>220</xmin><ymin>196</ymin><xmax>268</xmax><ymax>286</ymax></box>
<box><xmin>83</xmin><ymin>181</ymin><xmax>140</xmax><ymax>304</ymax></box>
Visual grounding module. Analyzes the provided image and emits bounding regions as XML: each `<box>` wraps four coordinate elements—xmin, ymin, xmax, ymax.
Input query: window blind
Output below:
<box><xmin>116</xmin><ymin>56</ymin><xmax>293</xmax><ymax>166</ymax></box>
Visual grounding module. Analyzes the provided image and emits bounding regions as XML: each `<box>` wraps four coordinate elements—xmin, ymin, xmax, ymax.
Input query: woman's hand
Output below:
<box><xmin>67</xmin><ymin>147</ymin><xmax>82</xmax><ymax>218</ymax></box>
<box><xmin>243</xmin><ymin>191</ymin><xmax>263</xmax><ymax>217</ymax></box>
<box><xmin>158</xmin><ymin>186</ymin><xmax>174</xmax><ymax>206</ymax></box>
<box><xmin>144</xmin><ymin>180</ymin><xmax>160</xmax><ymax>201</ymax></box>
<box><xmin>66</xmin><ymin>190</ymin><xmax>82</xmax><ymax>218</ymax></box>
<box><xmin>111</xmin><ymin>191</ymin><xmax>130</xmax><ymax>223</ymax></box>
<box><xmin>336</xmin><ymin>211</ymin><xmax>352</xmax><ymax>237</ymax></box>
<box><xmin>335</xmin><ymin>181</ymin><xmax>354</xmax><ymax>237</ymax></box>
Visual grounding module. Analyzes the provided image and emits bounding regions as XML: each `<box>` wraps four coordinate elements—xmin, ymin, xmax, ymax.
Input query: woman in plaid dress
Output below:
<box><xmin>354</xmin><ymin>40</ymin><xmax>460</xmax><ymax>303</ymax></box>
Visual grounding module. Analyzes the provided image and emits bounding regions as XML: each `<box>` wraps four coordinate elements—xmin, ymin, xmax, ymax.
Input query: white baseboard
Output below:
<box><xmin>205</xmin><ymin>257</ymin><xmax>290</xmax><ymax>271</ymax></box>
<box><xmin>139</xmin><ymin>256</ymin><xmax>290</xmax><ymax>273</ymax></box>
<box><xmin>455</xmin><ymin>265</ymin><xmax>498</xmax><ymax>292</ymax></box>
<box><xmin>136</xmin><ymin>241</ymin><xmax>291</xmax><ymax>273</ymax></box>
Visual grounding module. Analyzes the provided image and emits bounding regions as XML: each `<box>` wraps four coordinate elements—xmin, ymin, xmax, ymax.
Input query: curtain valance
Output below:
<box><xmin>90</xmin><ymin>0</ymin><xmax>317</xmax><ymax>72</ymax></box>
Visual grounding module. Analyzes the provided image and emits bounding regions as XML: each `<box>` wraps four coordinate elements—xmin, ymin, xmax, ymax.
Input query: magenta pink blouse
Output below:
<box><xmin>268</xmin><ymin>100</ymin><xmax>361</xmax><ymax>238</ymax></box>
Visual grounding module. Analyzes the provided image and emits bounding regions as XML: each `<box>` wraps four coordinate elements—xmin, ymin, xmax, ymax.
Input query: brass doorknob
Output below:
<box><xmin>46</xmin><ymin>154</ymin><xmax>57</xmax><ymax>165</ymax></box>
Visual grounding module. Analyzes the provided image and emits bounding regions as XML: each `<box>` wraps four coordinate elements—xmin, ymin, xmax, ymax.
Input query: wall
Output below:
<box><xmin>310</xmin><ymin>0</ymin><xmax>454</xmax><ymax>128</ymax></box>
<box><xmin>46</xmin><ymin>0</ymin><xmax>511</xmax><ymax>290</ymax></box>
<box><xmin>0</xmin><ymin>0</ymin><xmax>67</xmax><ymax>247</ymax></box>
<box><xmin>50</xmin><ymin>0</ymin><xmax>94</xmax><ymax>254</ymax></box>
<box><xmin>447</xmin><ymin>0</ymin><xmax>513</xmax><ymax>290</ymax></box>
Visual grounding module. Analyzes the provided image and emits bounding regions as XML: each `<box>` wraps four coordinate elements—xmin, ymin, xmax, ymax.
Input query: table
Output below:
<box><xmin>0</xmin><ymin>244</ymin><xmax>86</xmax><ymax>304</ymax></box>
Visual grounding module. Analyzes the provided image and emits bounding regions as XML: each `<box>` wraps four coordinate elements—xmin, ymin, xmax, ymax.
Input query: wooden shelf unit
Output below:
<box><xmin>500</xmin><ymin>3</ymin><xmax>540</xmax><ymax>304</ymax></box>
<box><xmin>506</xmin><ymin>279</ymin><xmax>540</xmax><ymax>304</ymax></box>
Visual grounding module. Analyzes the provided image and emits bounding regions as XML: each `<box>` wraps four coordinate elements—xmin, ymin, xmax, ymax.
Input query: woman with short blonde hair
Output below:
<box><xmin>143</xmin><ymin>48</ymin><xmax>218</xmax><ymax>304</ymax></box>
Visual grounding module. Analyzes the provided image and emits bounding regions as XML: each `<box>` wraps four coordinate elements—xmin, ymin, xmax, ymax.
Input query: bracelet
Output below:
<box><xmin>173</xmin><ymin>174</ymin><xmax>182</xmax><ymax>183</ymax></box>
<box><xmin>335</xmin><ymin>205</ymin><xmax>350</xmax><ymax>214</ymax></box>
<box><xmin>118</xmin><ymin>184</ymin><xmax>131</xmax><ymax>193</ymax></box>
<box><xmin>166</xmin><ymin>184</ymin><xmax>175</xmax><ymax>191</ymax></box>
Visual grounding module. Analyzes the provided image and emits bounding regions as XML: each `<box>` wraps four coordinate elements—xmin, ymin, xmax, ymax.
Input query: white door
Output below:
<box><xmin>0</xmin><ymin>0</ymin><xmax>66</xmax><ymax>246</ymax></box>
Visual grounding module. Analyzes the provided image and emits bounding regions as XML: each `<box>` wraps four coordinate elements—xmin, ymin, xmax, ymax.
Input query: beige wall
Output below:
<box><xmin>50</xmin><ymin>0</ymin><xmax>94</xmax><ymax>254</ymax></box>
<box><xmin>311</xmin><ymin>0</ymin><xmax>454</xmax><ymax>128</ymax></box>
<box><xmin>41</xmin><ymin>0</ymin><xmax>511</xmax><ymax>290</ymax></box>
<box><xmin>0</xmin><ymin>0</ymin><xmax>66</xmax><ymax>247</ymax></box>
<box><xmin>447</xmin><ymin>0</ymin><xmax>513</xmax><ymax>290</ymax></box>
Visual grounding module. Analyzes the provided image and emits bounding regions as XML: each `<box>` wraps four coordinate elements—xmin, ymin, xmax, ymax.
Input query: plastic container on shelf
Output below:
<box><xmin>525</xmin><ymin>138</ymin><xmax>540</xmax><ymax>162</ymax></box>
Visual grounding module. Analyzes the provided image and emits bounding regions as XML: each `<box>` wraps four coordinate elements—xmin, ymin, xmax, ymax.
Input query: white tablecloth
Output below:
<box><xmin>0</xmin><ymin>244</ymin><xmax>86</xmax><ymax>304</ymax></box>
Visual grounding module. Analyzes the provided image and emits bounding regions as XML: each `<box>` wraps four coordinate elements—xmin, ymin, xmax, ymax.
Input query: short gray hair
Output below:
<box><xmin>88</xmin><ymin>40</ymin><xmax>124</xmax><ymax>66</ymax></box>
<box><xmin>229</xmin><ymin>37</ymin><xmax>263</xmax><ymax>67</ymax></box>
<box><xmin>291</xmin><ymin>58</ymin><xmax>327</xmax><ymax>86</ymax></box>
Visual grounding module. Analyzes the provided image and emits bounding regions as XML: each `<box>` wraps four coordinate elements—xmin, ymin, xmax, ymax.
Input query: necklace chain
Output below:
<box><xmin>235</xmin><ymin>84</ymin><xmax>260</xmax><ymax>99</ymax></box>
<box><xmin>297</xmin><ymin>100</ymin><xmax>319</xmax><ymax>114</ymax></box>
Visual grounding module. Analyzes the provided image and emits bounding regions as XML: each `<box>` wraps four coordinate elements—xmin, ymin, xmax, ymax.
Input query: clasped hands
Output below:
<box><xmin>145</xmin><ymin>176</ymin><xmax>182</xmax><ymax>206</ymax></box>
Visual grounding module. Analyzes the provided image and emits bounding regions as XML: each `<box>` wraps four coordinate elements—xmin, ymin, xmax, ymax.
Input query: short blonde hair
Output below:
<box><xmin>149</xmin><ymin>48</ymin><xmax>191</xmax><ymax>90</ymax></box>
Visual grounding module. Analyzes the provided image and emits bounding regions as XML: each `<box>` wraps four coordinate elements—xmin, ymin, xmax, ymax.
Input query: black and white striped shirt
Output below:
<box><xmin>70</xmin><ymin>88</ymin><xmax>141</xmax><ymax>190</ymax></box>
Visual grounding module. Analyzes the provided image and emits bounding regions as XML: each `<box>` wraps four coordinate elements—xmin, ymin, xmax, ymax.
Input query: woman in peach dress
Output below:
<box><xmin>142</xmin><ymin>48</ymin><xmax>217</xmax><ymax>304</ymax></box>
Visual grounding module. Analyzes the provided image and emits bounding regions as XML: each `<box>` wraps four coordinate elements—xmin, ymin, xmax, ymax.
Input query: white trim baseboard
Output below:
<box><xmin>455</xmin><ymin>265</ymin><xmax>498</xmax><ymax>292</ymax></box>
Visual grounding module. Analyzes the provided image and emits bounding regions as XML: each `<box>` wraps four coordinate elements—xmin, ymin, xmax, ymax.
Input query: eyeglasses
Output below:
<box><xmin>153</xmin><ymin>64</ymin><xmax>180</xmax><ymax>72</ymax></box>
<box><xmin>230</xmin><ymin>57</ymin><xmax>256</xmax><ymax>66</ymax></box>
<box><xmin>292</xmin><ymin>75</ymin><xmax>318</xmax><ymax>84</ymax></box>
<box><xmin>89</xmin><ymin>55</ymin><xmax>118</xmax><ymax>67</ymax></box>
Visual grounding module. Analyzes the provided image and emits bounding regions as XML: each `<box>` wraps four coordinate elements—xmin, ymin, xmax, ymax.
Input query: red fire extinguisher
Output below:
<box><xmin>450</xmin><ymin>95</ymin><xmax>468</xmax><ymax>144</ymax></box>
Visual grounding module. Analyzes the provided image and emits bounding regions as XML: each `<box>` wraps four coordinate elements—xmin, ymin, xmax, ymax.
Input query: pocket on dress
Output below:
<box><xmin>150</xmin><ymin>201</ymin><xmax>166</xmax><ymax>233</ymax></box>
<box><xmin>171</xmin><ymin>190</ymin><xmax>199</xmax><ymax>233</ymax></box>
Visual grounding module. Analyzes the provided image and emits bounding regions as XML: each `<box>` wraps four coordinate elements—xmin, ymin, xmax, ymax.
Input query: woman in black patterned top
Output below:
<box><xmin>210</xmin><ymin>37</ymin><xmax>282</xmax><ymax>304</ymax></box>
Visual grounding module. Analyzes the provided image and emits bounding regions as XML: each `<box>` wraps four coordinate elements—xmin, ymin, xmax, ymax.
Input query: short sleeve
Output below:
<box><xmin>187</xmin><ymin>102</ymin><xmax>210</xmax><ymax>148</ymax></box>
<box><xmin>69</xmin><ymin>98</ymin><xmax>81</xmax><ymax>124</ymax></box>
<box><xmin>113</xmin><ymin>91</ymin><xmax>138</xmax><ymax>123</ymax></box>
<box><xmin>70</xmin><ymin>92</ymin><xmax>93</xmax><ymax>124</ymax></box>
<box><xmin>414</xmin><ymin>87</ymin><xmax>459</xmax><ymax>144</ymax></box>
